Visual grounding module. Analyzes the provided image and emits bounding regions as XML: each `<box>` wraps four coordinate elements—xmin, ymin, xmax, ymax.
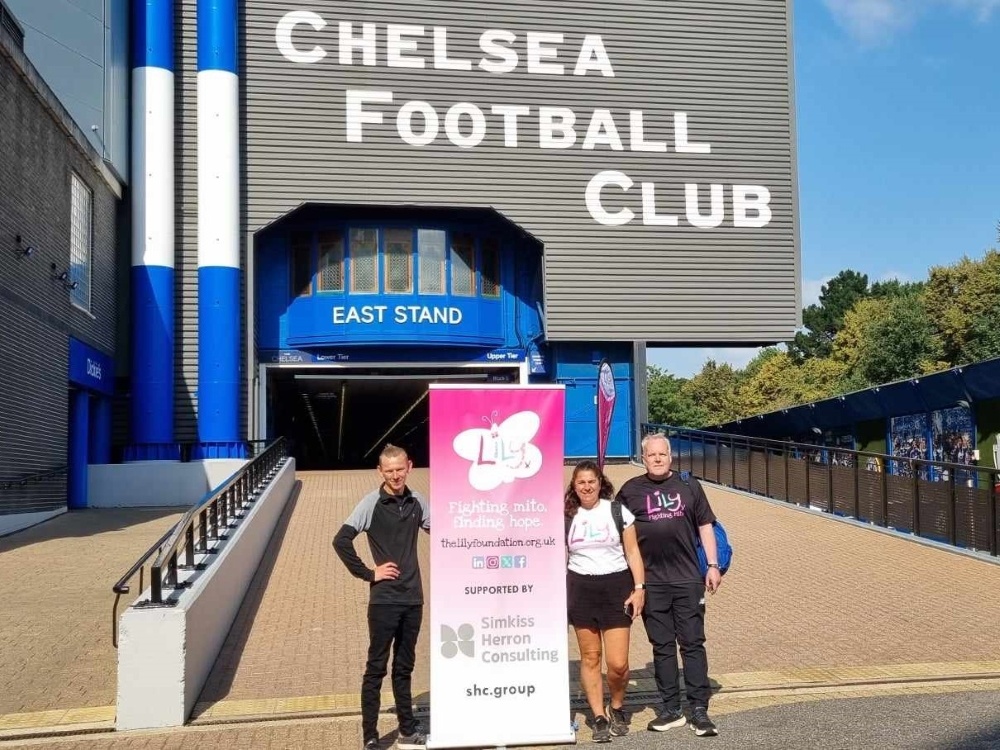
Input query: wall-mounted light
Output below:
<box><xmin>13</xmin><ymin>234</ymin><xmax>34</xmax><ymax>258</ymax></box>
<box><xmin>50</xmin><ymin>263</ymin><xmax>79</xmax><ymax>291</ymax></box>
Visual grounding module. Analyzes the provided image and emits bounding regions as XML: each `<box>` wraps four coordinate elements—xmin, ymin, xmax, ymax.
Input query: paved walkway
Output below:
<box><xmin>3</xmin><ymin>466</ymin><xmax>1000</xmax><ymax>747</ymax></box>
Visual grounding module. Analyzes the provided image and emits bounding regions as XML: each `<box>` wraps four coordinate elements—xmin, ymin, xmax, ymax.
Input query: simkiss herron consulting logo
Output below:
<box><xmin>441</xmin><ymin>623</ymin><xmax>475</xmax><ymax>658</ymax></box>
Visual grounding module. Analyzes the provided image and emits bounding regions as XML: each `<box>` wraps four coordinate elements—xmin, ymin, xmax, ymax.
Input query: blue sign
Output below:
<box><xmin>68</xmin><ymin>338</ymin><xmax>114</xmax><ymax>395</ymax></box>
<box><xmin>260</xmin><ymin>346</ymin><xmax>525</xmax><ymax>366</ymax></box>
<box><xmin>286</xmin><ymin>294</ymin><xmax>504</xmax><ymax>348</ymax></box>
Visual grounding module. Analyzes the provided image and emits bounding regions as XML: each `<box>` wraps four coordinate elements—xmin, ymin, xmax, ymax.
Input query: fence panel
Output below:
<box><xmin>787</xmin><ymin>457</ymin><xmax>808</xmax><ymax>506</ymax></box>
<box><xmin>857</xmin><ymin>468</ymin><xmax>884</xmax><ymax>524</ymax></box>
<box><xmin>750</xmin><ymin>450</ymin><xmax>767</xmax><ymax>496</ymax></box>
<box><xmin>719</xmin><ymin>444</ymin><xmax>734</xmax><ymax>487</ymax></box>
<box><xmin>916</xmin><ymin>479</ymin><xmax>950</xmax><ymax>544</ymax></box>
<box><xmin>831</xmin><ymin>465</ymin><xmax>854</xmax><ymax>516</ymax></box>
<box><xmin>734</xmin><ymin>445</ymin><xmax>750</xmax><ymax>491</ymax></box>
<box><xmin>808</xmin><ymin>461</ymin><xmax>829</xmax><ymax>509</ymax></box>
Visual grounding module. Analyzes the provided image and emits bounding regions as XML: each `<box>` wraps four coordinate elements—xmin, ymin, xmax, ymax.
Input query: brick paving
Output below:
<box><xmin>0</xmin><ymin>509</ymin><xmax>185</xmax><ymax>715</ymax></box>
<box><xmin>195</xmin><ymin>465</ymin><xmax>1000</xmax><ymax>713</ymax></box>
<box><xmin>4</xmin><ymin>464</ymin><xmax>1000</xmax><ymax>746</ymax></box>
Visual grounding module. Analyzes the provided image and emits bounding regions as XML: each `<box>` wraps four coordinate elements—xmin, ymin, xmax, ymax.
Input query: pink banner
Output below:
<box><xmin>428</xmin><ymin>385</ymin><xmax>572</xmax><ymax>749</ymax></box>
<box><xmin>597</xmin><ymin>360</ymin><xmax>617</xmax><ymax>469</ymax></box>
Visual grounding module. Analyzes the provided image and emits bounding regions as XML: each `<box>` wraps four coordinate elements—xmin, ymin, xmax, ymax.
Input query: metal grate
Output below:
<box><xmin>384</xmin><ymin>229</ymin><xmax>413</xmax><ymax>294</ymax></box>
<box><xmin>450</xmin><ymin>232</ymin><xmax>475</xmax><ymax>296</ymax></box>
<box><xmin>418</xmin><ymin>229</ymin><xmax>445</xmax><ymax>294</ymax></box>
<box><xmin>481</xmin><ymin>237</ymin><xmax>501</xmax><ymax>297</ymax></box>
<box><xmin>317</xmin><ymin>230</ymin><xmax>344</xmax><ymax>292</ymax></box>
<box><xmin>350</xmin><ymin>228</ymin><xmax>378</xmax><ymax>293</ymax></box>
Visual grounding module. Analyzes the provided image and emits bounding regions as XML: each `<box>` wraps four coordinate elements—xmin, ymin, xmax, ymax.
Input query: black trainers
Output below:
<box><xmin>592</xmin><ymin>715</ymin><xmax>612</xmax><ymax>743</ymax></box>
<box><xmin>397</xmin><ymin>731</ymin><xmax>426</xmax><ymax>749</ymax></box>
<box><xmin>364</xmin><ymin>738</ymin><xmax>380</xmax><ymax>750</ymax></box>
<box><xmin>689</xmin><ymin>706</ymin><xmax>718</xmax><ymax>737</ymax></box>
<box><xmin>607</xmin><ymin>705</ymin><xmax>629</xmax><ymax>736</ymax></box>
<box><xmin>647</xmin><ymin>708</ymin><xmax>686</xmax><ymax>731</ymax></box>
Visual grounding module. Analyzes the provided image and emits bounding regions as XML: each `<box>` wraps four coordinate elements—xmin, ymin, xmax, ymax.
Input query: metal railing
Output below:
<box><xmin>642</xmin><ymin>424</ymin><xmax>999</xmax><ymax>558</ymax></box>
<box><xmin>0</xmin><ymin>465</ymin><xmax>67</xmax><ymax>492</ymax></box>
<box><xmin>111</xmin><ymin>437</ymin><xmax>288</xmax><ymax>647</ymax></box>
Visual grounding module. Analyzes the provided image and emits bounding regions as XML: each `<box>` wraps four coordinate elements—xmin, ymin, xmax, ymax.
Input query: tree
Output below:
<box><xmin>646</xmin><ymin>366</ymin><xmax>707</xmax><ymax>427</ymax></box>
<box><xmin>834</xmin><ymin>294</ymin><xmax>940</xmax><ymax>387</ymax></box>
<box><xmin>923</xmin><ymin>250</ymin><xmax>1000</xmax><ymax>365</ymax></box>
<box><xmin>681</xmin><ymin>360</ymin><xmax>743</xmax><ymax>425</ymax></box>
<box><xmin>962</xmin><ymin>307</ymin><xmax>1000</xmax><ymax>362</ymax></box>
<box><xmin>789</xmin><ymin>270</ymin><xmax>870</xmax><ymax>360</ymax></box>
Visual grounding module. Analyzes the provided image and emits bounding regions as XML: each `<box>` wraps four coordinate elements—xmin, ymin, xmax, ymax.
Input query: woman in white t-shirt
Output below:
<box><xmin>565</xmin><ymin>460</ymin><xmax>646</xmax><ymax>742</ymax></box>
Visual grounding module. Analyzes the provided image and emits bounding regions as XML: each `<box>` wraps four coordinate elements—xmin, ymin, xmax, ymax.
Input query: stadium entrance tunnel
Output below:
<box><xmin>268</xmin><ymin>367</ymin><xmax>520</xmax><ymax>470</ymax></box>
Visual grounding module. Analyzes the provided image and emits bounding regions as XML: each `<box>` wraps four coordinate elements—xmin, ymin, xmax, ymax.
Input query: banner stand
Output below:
<box><xmin>427</xmin><ymin>384</ymin><xmax>575</xmax><ymax>749</ymax></box>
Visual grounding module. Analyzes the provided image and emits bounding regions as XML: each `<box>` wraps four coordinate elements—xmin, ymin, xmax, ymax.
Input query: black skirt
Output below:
<box><xmin>567</xmin><ymin>568</ymin><xmax>634</xmax><ymax>630</ymax></box>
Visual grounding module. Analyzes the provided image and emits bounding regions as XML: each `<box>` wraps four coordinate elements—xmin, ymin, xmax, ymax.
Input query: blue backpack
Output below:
<box><xmin>679</xmin><ymin>471</ymin><xmax>733</xmax><ymax>576</ymax></box>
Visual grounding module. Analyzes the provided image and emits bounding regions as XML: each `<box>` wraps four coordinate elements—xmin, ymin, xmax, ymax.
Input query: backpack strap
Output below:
<box><xmin>610</xmin><ymin>500</ymin><xmax>625</xmax><ymax>540</ymax></box>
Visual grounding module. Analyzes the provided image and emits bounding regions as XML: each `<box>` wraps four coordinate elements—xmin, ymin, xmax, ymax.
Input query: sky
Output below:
<box><xmin>649</xmin><ymin>0</ymin><xmax>1000</xmax><ymax>377</ymax></box>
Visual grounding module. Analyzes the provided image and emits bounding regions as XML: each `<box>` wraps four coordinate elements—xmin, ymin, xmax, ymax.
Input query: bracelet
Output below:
<box><xmin>707</xmin><ymin>563</ymin><xmax>720</xmax><ymax>569</ymax></box>
<box><xmin>633</xmin><ymin>583</ymin><xmax>646</xmax><ymax>590</ymax></box>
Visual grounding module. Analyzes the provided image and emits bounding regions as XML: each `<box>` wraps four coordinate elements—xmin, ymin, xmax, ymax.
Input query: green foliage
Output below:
<box><xmin>680</xmin><ymin>360</ymin><xmax>743</xmax><ymax>426</ymax></box>
<box><xmin>924</xmin><ymin>251</ymin><xmax>1000</xmax><ymax>364</ymax></box>
<box><xmin>650</xmin><ymin>248</ymin><xmax>1000</xmax><ymax>427</ymax></box>
<box><xmin>646</xmin><ymin>366</ymin><xmax>707</xmax><ymax>427</ymax></box>
<box><xmin>789</xmin><ymin>270</ymin><xmax>870</xmax><ymax>360</ymax></box>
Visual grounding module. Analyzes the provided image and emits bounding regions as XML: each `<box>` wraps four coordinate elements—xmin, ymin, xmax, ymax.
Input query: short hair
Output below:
<box><xmin>641</xmin><ymin>432</ymin><xmax>671</xmax><ymax>455</ymax></box>
<box><xmin>378</xmin><ymin>443</ymin><xmax>409</xmax><ymax>465</ymax></box>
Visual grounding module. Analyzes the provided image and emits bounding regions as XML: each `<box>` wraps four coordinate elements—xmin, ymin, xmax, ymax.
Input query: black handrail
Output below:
<box><xmin>111</xmin><ymin>437</ymin><xmax>288</xmax><ymax>647</ymax></box>
<box><xmin>642</xmin><ymin>424</ymin><xmax>999</xmax><ymax>557</ymax></box>
<box><xmin>0</xmin><ymin>465</ymin><xmax>67</xmax><ymax>492</ymax></box>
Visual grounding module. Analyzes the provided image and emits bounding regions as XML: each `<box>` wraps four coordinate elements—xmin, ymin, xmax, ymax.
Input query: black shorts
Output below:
<box><xmin>567</xmin><ymin>568</ymin><xmax>634</xmax><ymax>630</ymax></box>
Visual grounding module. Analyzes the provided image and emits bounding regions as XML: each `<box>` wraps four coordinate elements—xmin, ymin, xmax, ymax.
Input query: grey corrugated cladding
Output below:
<box><xmin>174</xmin><ymin>0</ymin><xmax>799</xmax><ymax>435</ymax></box>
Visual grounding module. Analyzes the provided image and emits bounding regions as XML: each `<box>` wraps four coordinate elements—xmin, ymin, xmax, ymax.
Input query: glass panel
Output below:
<box><xmin>69</xmin><ymin>174</ymin><xmax>92</xmax><ymax>311</ymax></box>
<box><xmin>418</xmin><ymin>229</ymin><xmax>446</xmax><ymax>295</ymax></box>
<box><xmin>385</xmin><ymin>228</ymin><xmax>413</xmax><ymax>294</ymax></box>
<box><xmin>481</xmin><ymin>237</ymin><xmax>501</xmax><ymax>298</ymax></box>
<box><xmin>351</xmin><ymin>228</ymin><xmax>378</xmax><ymax>293</ymax></box>
<box><xmin>450</xmin><ymin>232</ymin><xmax>475</xmax><ymax>297</ymax></box>
<box><xmin>290</xmin><ymin>231</ymin><xmax>312</xmax><ymax>297</ymax></box>
<box><xmin>317</xmin><ymin>229</ymin><xmax>344</xmax><ymax>292</ymax></box>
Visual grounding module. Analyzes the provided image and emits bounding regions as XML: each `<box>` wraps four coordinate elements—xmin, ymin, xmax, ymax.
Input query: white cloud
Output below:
<box><xmin>802</xmin><ymin>276</ymin><xmax>832</xmax><ymax>308</ymax></box>
<box><xmin>823</xmin><ymin>0</ymin><xmax>1000</xmax><ymax>42</ymax></box>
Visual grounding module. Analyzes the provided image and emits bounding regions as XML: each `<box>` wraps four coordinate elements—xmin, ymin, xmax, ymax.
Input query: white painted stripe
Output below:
<box><xmin>130</xmin><ymin>67</ymin><xmax>175</xmax><ymax>268</ymax></box>
<box><xmin>198</xmin><ymin>70</ymin><xmax>240</xmax><ymax>269</ymax></box>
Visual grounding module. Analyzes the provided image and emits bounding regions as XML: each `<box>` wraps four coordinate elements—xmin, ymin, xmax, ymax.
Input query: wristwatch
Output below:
<box><xmin>707</xmin><ymin>563</ymin><xmax>720</xmax><ymax>570</ymax></box>
<box><xmin>633</xmin><ymin>583</ymin><xmax>646</xmax><ymax>590</ymax></box>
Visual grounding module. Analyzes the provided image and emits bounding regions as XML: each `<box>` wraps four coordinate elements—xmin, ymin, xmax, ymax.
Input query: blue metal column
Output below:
<box><xmin>129</xmin><ymin>0</ymin><xmax>177</xmax><ymax>460</ymax></box>
<box><xmin>195</xmin><ymin>0</ymin><xmax>245</xmax><ymax>459</ymax></box>
<box><xmin>68</xmin><ymin>390</ymin><xmax>90</xmax><ymax>509</ymax></box>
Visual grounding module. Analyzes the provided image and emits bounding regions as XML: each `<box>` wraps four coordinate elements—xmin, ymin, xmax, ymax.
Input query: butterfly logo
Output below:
<box><xmin>453</xmin><ymin>410</ymin><xmax>543</xmax><ymax>491</ymax></box>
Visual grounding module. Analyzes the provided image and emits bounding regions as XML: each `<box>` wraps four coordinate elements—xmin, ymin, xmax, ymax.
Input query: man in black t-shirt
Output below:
<box><xmin>334</xmin><ymin>444</ymin><xmax>430</xmax><ymax>750</ymax></box>
<box><xmin>616</xmin><ymin>433</ymin><xmax>722</xmax><ymax>738</ymax></box>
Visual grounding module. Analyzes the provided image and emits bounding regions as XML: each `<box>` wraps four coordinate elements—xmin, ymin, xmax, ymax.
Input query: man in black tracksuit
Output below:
<box><xmin>334</xmin><ymin>444</ymin><xmax>430</xmax><ymax>750</ymax></box>
<box><xmin>616</xmin><ymin>432</ymin><xmax>722</xmax><ymax>738</ymax></box>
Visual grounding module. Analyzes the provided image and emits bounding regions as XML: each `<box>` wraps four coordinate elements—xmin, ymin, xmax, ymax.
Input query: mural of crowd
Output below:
<box><xmin>889</xmin><ymin>406</ymin><xmax>975</xmax><ymax>480</ymax></box>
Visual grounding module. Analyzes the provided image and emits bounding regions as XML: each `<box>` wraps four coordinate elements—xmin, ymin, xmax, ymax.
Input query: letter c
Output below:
<box><xmin>585</xmin><ymin>170</ymin><xmax>634</xmax><ymax>226</ymax></box>
<box><xmin>275</xmin><ymin>11</ymin><xmax>327</xmax><ymax>64</ymax></box>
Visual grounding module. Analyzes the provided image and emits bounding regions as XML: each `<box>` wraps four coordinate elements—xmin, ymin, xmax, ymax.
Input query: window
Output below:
<box><xmin>317</xmin><ymin>230</ymin><xmax>344</xmax><ymax>292</ymax></box>
<box><xmin>384</xmin><ymin>228</ymin><xmax>413</xmax><ymax>294</ymax></box>
<box><xmin>481</xmin><ymin>237</ymin><xmax>501</xmax><ymax>298</ymax></box>
<box><xmin>290</xmin><ymin>231</ymin><xmax>312</xmax><ymax>296</ymax></box>
<box><xmin>418</xmin><ymin>229</ymin><xmax>446</xmax><ymax>295</ymax></box>
<box><xmin>350</xmin><ymin>228</ymin><xmax>378</xmax><ymax>293</ymax></box>
<box><xmin>69</xmin><ymin>173</ymin><xmax>92</xmax><ymax>310</ymax></box>
<box><xmin>450</xmin><ymin>232</ymin><xmax>475</xmax><ymax>296</ymax></box>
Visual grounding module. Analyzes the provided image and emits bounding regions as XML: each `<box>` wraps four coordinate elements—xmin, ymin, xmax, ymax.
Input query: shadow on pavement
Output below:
<box><xmin>192</xmin><ymin>481</ymin><xmax>304</xmax><ymax>711</ymax></box>
<box><xmin>0</xmin><ymin>507</ymin><xmax>187</xmax><ymax>553</ymax></box>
